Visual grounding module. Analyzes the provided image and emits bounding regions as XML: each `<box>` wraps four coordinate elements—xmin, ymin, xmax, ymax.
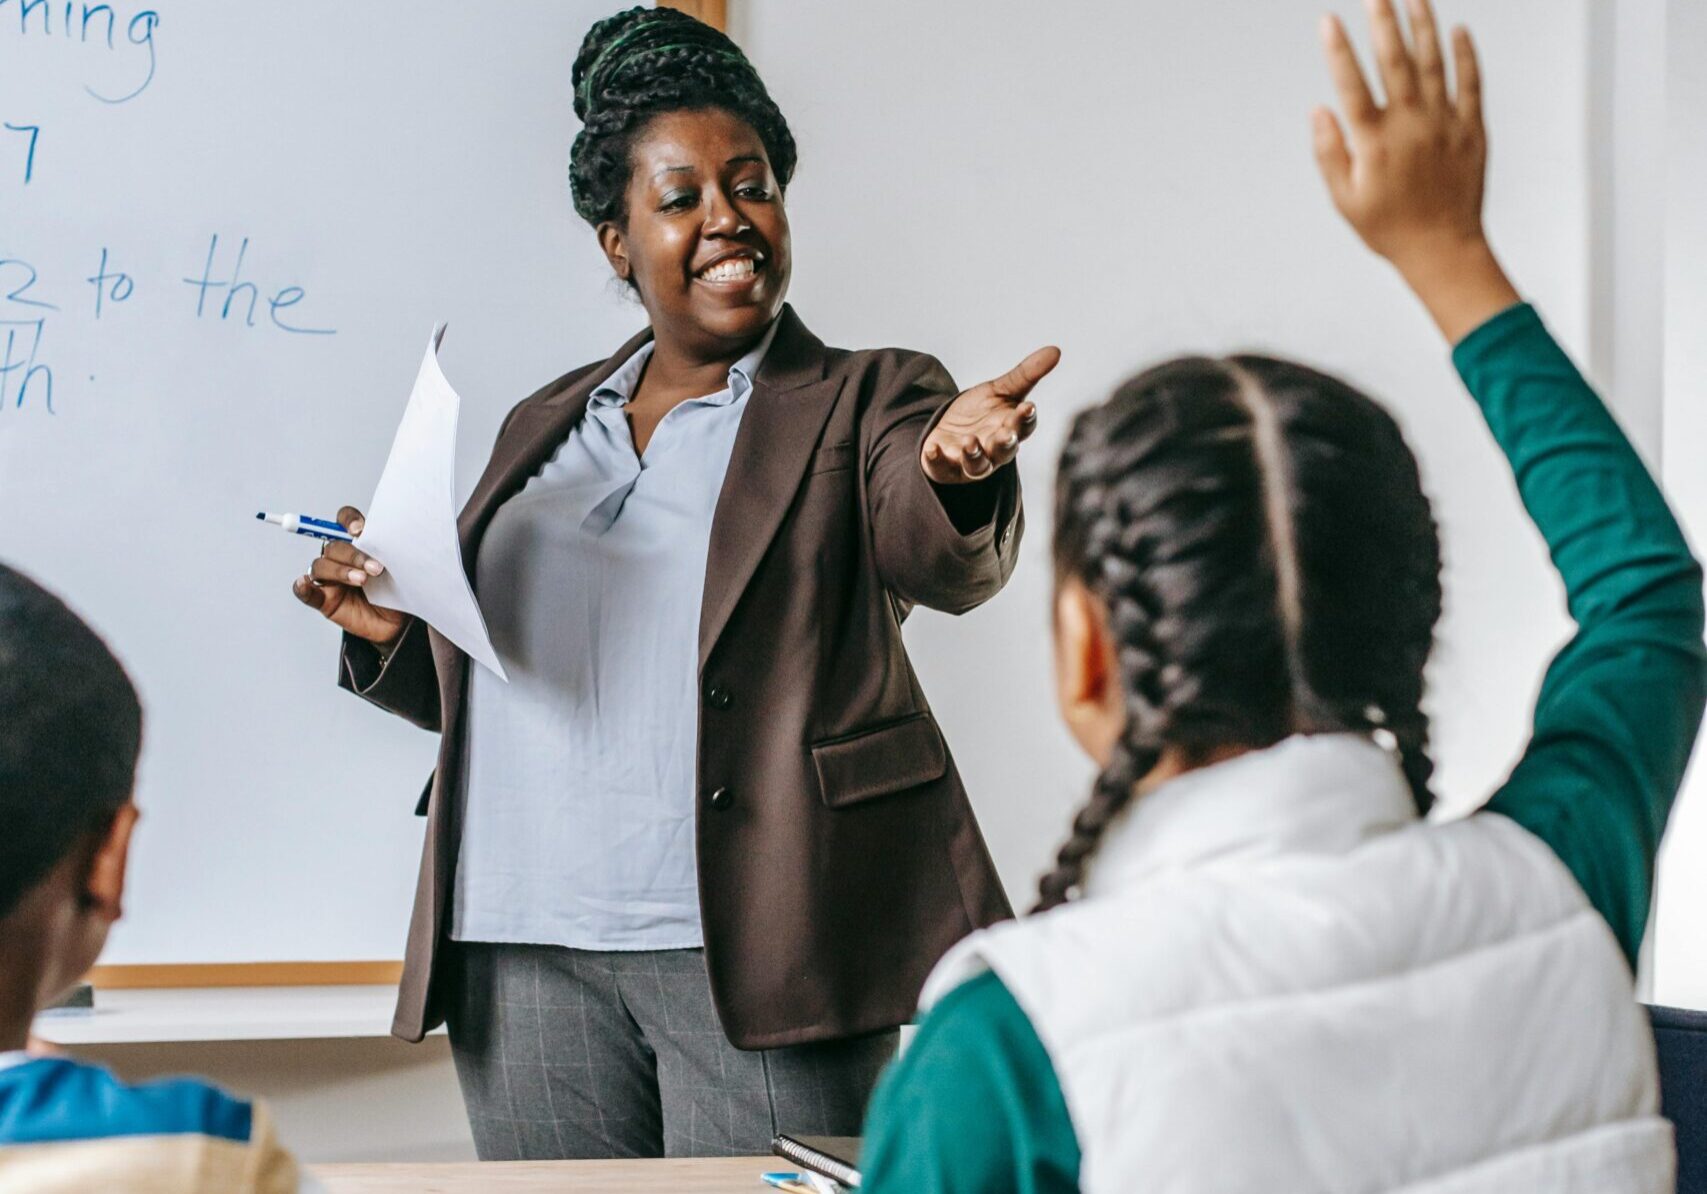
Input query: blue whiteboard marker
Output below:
<box><xmin>256</xmin><ymin>511</ymin><xmax>354</xmax><ymax>544</ymax></box>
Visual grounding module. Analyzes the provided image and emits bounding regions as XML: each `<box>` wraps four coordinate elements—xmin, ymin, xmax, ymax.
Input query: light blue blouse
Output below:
<box><xmin>450</xmin><ymin>323</ymin><xmax>778</xmax><ymax>950</ymax></box>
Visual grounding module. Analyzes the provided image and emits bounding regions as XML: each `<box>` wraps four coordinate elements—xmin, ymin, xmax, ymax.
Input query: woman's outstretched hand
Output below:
<box><xmin>291</xmin><ymin>505</ymin><xmax>408</xmax><ymax>646</ymax></box>
<box><xmin>921</xmin><ymin>346</ymin><xmax>1060</xmax><ymax>485</ymax></box>
<box><xmin>1312</xmin><ymin>0</ymin><xmax>1519</xmax><ymax>342</ymax></box>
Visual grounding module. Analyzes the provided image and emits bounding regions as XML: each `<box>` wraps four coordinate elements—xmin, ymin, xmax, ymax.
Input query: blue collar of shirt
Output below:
<box><xmin>589</xmin><ymin>318</ymin><xmax>781</xmax><ymax>411</ymax></box>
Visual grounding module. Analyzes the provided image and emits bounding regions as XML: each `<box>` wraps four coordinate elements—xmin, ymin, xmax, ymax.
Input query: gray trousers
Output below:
<box><xmin>444</xmin><ymin>942</ymin><xmax>898</xmax><ymax>1160</ymax></box>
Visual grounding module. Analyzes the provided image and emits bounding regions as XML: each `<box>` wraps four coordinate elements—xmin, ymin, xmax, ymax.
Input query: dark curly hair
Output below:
<box><xmin>569</xmin><ymin>6</ymin><xmax>797</xmax><ymax>227</ymax></box>
<box><xmin>1035</xmin><ymin>355</ymin><xmax>1444</xmax><ymax>912</ymax></box>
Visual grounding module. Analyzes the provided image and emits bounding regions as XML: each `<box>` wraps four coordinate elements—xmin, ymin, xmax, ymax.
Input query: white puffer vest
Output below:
<box><xmin>923</xmin><ymin>735</ymin><xmax>1673</xmax><ymax>1193</ymax></box>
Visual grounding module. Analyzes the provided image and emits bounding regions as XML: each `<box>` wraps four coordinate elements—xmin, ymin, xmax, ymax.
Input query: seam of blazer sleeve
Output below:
<box><xmin>338</xmin><ymin>618</ymin><xmax>439</xmax><ymax>731</ymax></box>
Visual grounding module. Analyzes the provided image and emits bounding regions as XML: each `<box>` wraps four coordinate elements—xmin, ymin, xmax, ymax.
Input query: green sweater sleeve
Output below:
<box><xmin>860</xmin><ymin>971</ymin><xmax>1080</xmax><ymax>1194</ymax></box>
<box><xmin>1456</xmin><ymin>303</ymin><xmax>1707</xmax><ymax>967</ymax></box>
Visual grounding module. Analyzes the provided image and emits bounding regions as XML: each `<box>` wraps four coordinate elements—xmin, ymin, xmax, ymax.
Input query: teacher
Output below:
<box><xmin>292</xmin><ymin>5</ymin><xmax>1054</xmax><ymax>1162</ymax></box>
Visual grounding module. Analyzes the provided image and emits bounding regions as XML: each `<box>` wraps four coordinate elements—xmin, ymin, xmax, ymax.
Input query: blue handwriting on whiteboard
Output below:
<box><xmin>2</xmin><ymin>123</ymin><xmax>38</xmax><ymax>183</ymax></box>
<box><xmin>0</xmin><ymin>320</ymin><xmax>52</xmax><ymax>412</ymax></box>
<box><xmin>181</xmin><ymin>234</ymin><xmax>335</xmax><ymax>335</ymax></box>
<box><xmin>86</xmin><ymin>246</ymin><xmax>133</xmax><ymax>316</ymax></box>
<box><xmin>0</xmin><ymin>1</ymin><xmax>160</xmax><ymax>104</ymax></box>
<box><xmin>0</xmin><ymin>258</ymin><xmax>59</xmax><ymax>311</ymax></box>
<box><xmin>0</xmin><ymin>258</ymin><xmax>56</xmax><ymax>412</ymax></box>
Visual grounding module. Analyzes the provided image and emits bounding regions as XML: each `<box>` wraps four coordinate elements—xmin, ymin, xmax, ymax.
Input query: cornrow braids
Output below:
<box><xmin>1230</xmin><ymin>355</ymin><xmax>1443</xmax><ymax>814</ymax></box>
<box><xmin>568</xmin><ymin>6</ymin><xmax>797</xmax><ymax>227</ymax></box>
<box><xmin>1036</xmin><ymin>354</ymin><xmax>1444</xmax><ymax>911</ymax></box>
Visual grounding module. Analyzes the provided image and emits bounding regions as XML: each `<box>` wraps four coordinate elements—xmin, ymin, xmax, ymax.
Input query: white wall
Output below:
<box><xmin>735</xmin><ymin>0</ymin><xmax>1595</xmax><ymax>902</ymax></box>
<box><xmin>1652</xmin><ymin>0</ymin><xmax>1707</xmax><ymax>1008</ymax></box>
<box><xmin>1586</xmin><ymin>0</ymin><xmax>1667</xmax><ymax>464</ymax></box>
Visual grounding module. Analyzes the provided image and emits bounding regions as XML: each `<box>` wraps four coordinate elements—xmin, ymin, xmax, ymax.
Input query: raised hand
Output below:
<box><xmin>921</xmin><ymin>346</ymin><xmax>1060</xmax><ymax>485</ymax></box>
<box><xmin>291</xmin><ymin>505</ymin><xmax>408</xmax><ymax>646</ymax></box>
<box><xmin>1313</xmin><ymin>0</ymin><xmax>1519</xmax><ymax>341</ymax></box>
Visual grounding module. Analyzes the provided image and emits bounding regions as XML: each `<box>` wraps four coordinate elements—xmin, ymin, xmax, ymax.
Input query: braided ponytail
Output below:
<box><xmin>1035</xmin><ymin>732</ymin><xmax>1156</xmax><ymax>911</ymax></box>
<box><xmin>1035</xmin><ymin>506</ymin><xmax>1170</xmax><ymax>911</ymax></box>
<box><xmin>1394</xmin><ymin>723</ymin><xmax>1436</xmax><ymax>813</ymax></box>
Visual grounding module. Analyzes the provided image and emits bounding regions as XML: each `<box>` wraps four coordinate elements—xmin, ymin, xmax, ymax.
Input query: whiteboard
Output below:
<box><xmin>0</xmin><ymin>1</ymin><xmax>648</xmax><ymax>963</ymax></box>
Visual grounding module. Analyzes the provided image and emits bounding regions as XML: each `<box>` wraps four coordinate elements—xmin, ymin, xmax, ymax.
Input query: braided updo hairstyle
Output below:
<box><xmin>569</xmin><ymin>6</ymin><xmax>797</xmax><ymax>227</ymax></box>
<box><xmin>1035</xmin><ymin>355</ymin><xmax>1444</xmax><ymax>912</ymax></box>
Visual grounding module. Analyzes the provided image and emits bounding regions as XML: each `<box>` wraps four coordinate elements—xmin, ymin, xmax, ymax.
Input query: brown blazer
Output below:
<box><xmin>339</xmin><ymin>305</ymin><xmax>1017</xmax><ymax>1049</ymax></box>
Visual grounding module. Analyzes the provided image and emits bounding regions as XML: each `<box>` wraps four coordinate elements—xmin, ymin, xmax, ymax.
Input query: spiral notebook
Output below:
<box><xmin>770</xmin><ymin>1134</ymin><xmax>862</xmax><ymax>1188</ymax></box>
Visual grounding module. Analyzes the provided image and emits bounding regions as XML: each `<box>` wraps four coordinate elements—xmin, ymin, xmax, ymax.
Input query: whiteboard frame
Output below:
<box><xmin>659</xmin><ymin>0</ymin><xmax>728</xmax><ymax>32</ymax></box>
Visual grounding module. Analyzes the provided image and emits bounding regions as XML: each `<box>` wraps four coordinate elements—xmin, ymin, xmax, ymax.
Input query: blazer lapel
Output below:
<box><xmin>455</xmin><ymin>324</ymin><xmax>655</xmax><ymax>573</ymax></box>
<box><xmin>699</xmin><ymin>305</ymin><xmax>840</xmax><ymax>669</ymax></box>
<box><xmin>438</xmin><ymin>308</ymin><xmax>834</xmax><ymax>672</ymax></box>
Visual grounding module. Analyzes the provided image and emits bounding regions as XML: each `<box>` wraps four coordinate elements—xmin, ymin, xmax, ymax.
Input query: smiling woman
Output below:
<box><xmin>592</xmin><ymin>108</ymin><xmax>791</xmax><ymax>452</ymax></box>
<box><xmin>289</xmin><ymin>2</ymin><xmax>1060</xmax><ymax>1165</ymax></box>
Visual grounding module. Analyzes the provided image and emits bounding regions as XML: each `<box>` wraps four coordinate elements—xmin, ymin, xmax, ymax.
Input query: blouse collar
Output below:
<box><xmin>589</xmin><ymin>317</ymin><xmax>781</xmax><ymax>411</ymax></box>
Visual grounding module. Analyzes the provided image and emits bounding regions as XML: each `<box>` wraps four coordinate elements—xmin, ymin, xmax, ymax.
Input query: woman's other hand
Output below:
<box><xmin>291</xmin><ymin>506</ymin><xmax>407</xmax><ymax>645</ymax></box>
<box><xmin>921</xmin><ymin>346</ymin><xmax>1060</xmax><ymax>484</ymax></box>
<box><xmin>1312</xmin><ymin>0</ymin><xmax>1519</xmax><ymax>342</ymax></box>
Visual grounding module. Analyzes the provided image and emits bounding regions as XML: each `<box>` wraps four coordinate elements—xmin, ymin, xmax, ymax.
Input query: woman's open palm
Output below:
<box><xmin>921</xmin><ymin>346</ymin><xmax>1060</xmax><ymax>484</ymax></box>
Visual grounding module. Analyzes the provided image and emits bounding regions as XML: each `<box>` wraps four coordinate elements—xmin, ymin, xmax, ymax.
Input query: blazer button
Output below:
<box><xmin>707</xmin><ymin>685</ymin><xmax>733</xmax><ymax>710</ymax></box>
<box><xmin>708</xmin><ymin>786</ymin><xmax>734</xmax><ymax>811</ymax></box>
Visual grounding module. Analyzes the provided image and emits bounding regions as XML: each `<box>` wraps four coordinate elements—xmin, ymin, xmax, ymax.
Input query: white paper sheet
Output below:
<box><xmin>355</xmin><ymin>325</ymin><xmax>508</xmax><ymax>681</ymax></box>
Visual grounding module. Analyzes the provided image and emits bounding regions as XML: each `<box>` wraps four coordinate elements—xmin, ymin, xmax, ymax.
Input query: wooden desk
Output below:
<box><xmin>314</xmin><ymin>1157</ymin><xmax>777</xmax><ymax>1192</ymax></box>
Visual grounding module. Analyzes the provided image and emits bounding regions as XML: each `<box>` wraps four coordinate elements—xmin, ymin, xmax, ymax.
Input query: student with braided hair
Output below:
<box><xmin>288</xmin><ymin>4</ymin><xmax>1056</xmax><ymax>1161</ymax></box>
<box><xmin>860</xmin><ymin>2</ymin><xmax>1703</xmax><ymax>1191</ymax></box>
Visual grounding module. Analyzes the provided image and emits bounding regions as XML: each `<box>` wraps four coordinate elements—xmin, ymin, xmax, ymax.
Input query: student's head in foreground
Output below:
<box><xmin>1042</xmin><ymin>355</ymin><xmax>1442</xmax><ymax>910</ymax></box>
<box><xmin>0</xmin><ymin>563</ymin><xmax>142</xmax><ymax>1026</ymax></box>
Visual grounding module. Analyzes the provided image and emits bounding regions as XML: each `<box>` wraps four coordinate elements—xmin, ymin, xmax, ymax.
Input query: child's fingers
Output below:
<box><xmin>1311</xmin><ymin>107</ymin><xmax>1354</xmax><ymax>206</ymax></box>
<box><xmin>1451</xmin><ymin>25</ymin><xmax>1482</xmax><ymax>125</ymax></box>
<box><xmin>1406</xmin><ymin>0</ymin><xmax>1448</xmax><ymax>109</ymax></box>
<box><xmin>1320</xmin><ymin>14</ymin><xmax>1379</xmax><ymax>129</ymax></box>
<box><xmin>1367</xmin><ymin>0</ymin><xmax>1420</xmax><ymax>106</ymax></box>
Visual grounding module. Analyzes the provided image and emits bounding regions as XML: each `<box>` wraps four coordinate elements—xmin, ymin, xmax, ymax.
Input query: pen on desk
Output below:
<box><xmin>256</xmin><ymin>511</ymin><xmax>355</xmax><ymax>544</ymax></box>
